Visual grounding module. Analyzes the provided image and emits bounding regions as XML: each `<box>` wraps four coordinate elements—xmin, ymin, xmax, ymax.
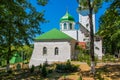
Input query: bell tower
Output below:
<box><xmin>78</xmin><ymin>10</ymin><xmax>96</xmax><ymax>33</ymax></box>
<box><xmin>77</xmin><ymin>0</ymin><xmax>96</xmax><ymax>33</ymax></box>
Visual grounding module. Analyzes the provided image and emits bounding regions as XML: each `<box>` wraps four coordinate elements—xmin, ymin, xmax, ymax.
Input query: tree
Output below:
<box><xmin>13</xmin><ymin>45</ymin><xmax>33</xmax><ymax>62</ymax></box>
<box><xmin>41</xmin><ymin>64</ymin><xmax>48</xmax><ymax>77</ymax></box>
<box><xmin>98</xmin><ymin>0</ymin><xmax>120</xmax><ymax>55</ymax></box>
<box><xmin>0</xmin><ymin>0</ymin><xmax>48</xmax><ymax>71</ymax></box>
<box><xmin>77</xmin><ymin>0</ymin><xmax>110</xmax><ymax>74</ymax></box>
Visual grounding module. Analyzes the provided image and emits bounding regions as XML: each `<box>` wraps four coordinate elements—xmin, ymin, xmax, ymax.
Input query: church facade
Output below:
<box><xmin>29</xmin><ymin>28</ymin><xmax>77</xmax><ymax>67</ymax></box>
<box><xmin>29</xmin><ymin>11</ymin><xmax>103</xmax><ymax>67</ymax></box>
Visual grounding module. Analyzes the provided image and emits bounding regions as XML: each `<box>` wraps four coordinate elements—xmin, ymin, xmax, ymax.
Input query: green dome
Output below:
<box><xmin>60</xmin><ymin>11</ymin><xmax>75</xmax><ymax>22</ymax></box>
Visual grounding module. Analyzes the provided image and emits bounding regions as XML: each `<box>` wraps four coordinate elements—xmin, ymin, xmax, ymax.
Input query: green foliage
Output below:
<box><xmin>38</xmin><ymin>64</ymin><xmax>43</xmax><ymax>73</ymax></box>
<box><xmin>39</xmin><ymin>64</ymin><xmax>42</xmax><ymax>70</ymax></box>
<box><xmin>55</xmin><ymin>60</ymin><xmax>79</xmax><ymax>73</ymax></box>
<box><xmin>18</xmin><ymin>45</ymin><xmax>33</xmax><ymax>60</ymax></box>
<box><xmin>77</xmin><ymin>46</ymin><xmax>90</xmax><ymax>62</ymax></box>
<box><xmin>37</xmin><ymin>0</ymin><xmax>48</xmax><ymax>6</ymax></box>
<box><xmin>77</xmin><ymin>75</ymin><xmax>82</xmax><ymax>80</ymax></box>
<box><xmin>77</xmin><ymin>0</ymin><xmax>103</xmax><ymax>12</ymax></box>
<box><xmin>102</xmin><ymin>54</ymin><xmax>116</xmax><ymax>62</ymax></box>
<box><xmin>78</xmin><ymin>49</ymin><xmax>98</xmax><ymax>66</ymax></box>
<box><xmin>78</xmin><ymin>49</ymin><xmax>90</xmax><ymax>62</ymax></box>
<box><xmin>7</xmin><ymin>69</ymin><xmax>12</xmax><ymax>74</ymax></box>
<box><xmin>30</xmin><ymin>65</ymin><xmax>35</xmax><ymax>73</ymax></box>
<box><xmin>97</xmin><ymin>0</ymin><xmax>120</xmax><ymax>54</ymax></box>
<box><xmin>86</xmin><ymin>59</ymin><xmax>91</xmax><ymax>66</ymax></box>
<box><xmin>43</xmin><ymin>60</ymin><xmax>49</xmax><ymax>67</ymax></box>
<box><xmin>0</xmin><ymin>59</ymin><xmax>7</xmax><ymax>67</ymax></box>
<box><xmin>65</xmin><ymin>60</ymin><xmax>71</xmax><ymax>70</ymax></box>
<box><xmin>0</xmin><ymin>0</ymin><xmax>48</xmax><ymax>71</ymax></box>
<box><xmin>41</xmin><ymin>64</ymin><xmax>48</xmax><ymax>77</ymax></box>
<box><xmin>16</xmin><ymin>64</ymin><xmax>21</xmax><ymax>71</ymax></box>
<box><xmin>47</xmin><ymin>68</ymin><xmax>53</xmax><ymax>74</ymax></box>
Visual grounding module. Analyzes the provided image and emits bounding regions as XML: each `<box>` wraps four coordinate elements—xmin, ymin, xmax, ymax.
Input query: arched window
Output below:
<box><xmin>55</xmin><ymin>47</ymin><xmax>59</xmax><ymax>55</ymax></box>
<box><xmin>86</xmin><ymin>23</ymin><xmax>89</xmax><ymax>28</ymax></box>
<box><xmin>64</xmin><ymin>23</ymin><xmax>67</xmax><ymax>29</ymax></box>
<box><xmin>43</xmin><ymin>47</ymin><xmax>47</xmax><ymax>55</ymax></box>
<box><xmin>69</xmin><ymin>23</ymin><xmax>72</xmax><ymax>30</ymax></box>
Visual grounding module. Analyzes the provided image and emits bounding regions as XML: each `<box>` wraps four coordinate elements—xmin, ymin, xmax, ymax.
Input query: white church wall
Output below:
<box><xmin>94</xmin><ymin>40</ymin><xmax>103</xmax><ymax>59</ymax></box>
<box><xmin>62</xmin><ymin>30</ymin><xmax>86</xmax><ymax>42</ymax></box>
<box><xmin>78</xmin><ymin>30</ymin><xmax>86</xmax><ymax>42</ymax></box>
<box><xmin>62</xmin><ymin>30</ymin><xmax>78</xmax><ymax>40</ymax></box>
<box><xmin>70</xmin><ymin>40</ymin><xmax>77</xmax><ymax>60</ymax></box>
<box><xmin>29</xmin><ymin>41</ymin><xmax>71</xmax><ymax>67</ymax></box>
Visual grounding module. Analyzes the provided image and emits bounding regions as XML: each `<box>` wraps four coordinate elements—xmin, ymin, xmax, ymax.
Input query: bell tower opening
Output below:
<box><xmin>60</xmin><ymin>11</ymin><xmax>75</xmax><ymax>31</ymax></box>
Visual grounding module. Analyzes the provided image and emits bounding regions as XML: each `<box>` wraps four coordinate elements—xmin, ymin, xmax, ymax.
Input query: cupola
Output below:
<box><xmin>60</xmin><ymin>11</ymin><xmax>75</xmax><ymax>31</ymax></box>
<box><xmin>60</xmin><ymin>11</ymin><xmax>75</xmax><ymax>22</ymax></box>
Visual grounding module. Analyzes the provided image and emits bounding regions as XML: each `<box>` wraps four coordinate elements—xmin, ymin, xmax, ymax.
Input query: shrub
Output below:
<box><xmin>78</xmin><ymin>52</ymin><xmax>90</xmax><ymax>62</ymax></box>
<box><xmin>30</xmin><ymin>65</ymin><xmax>35</xmax><ymax>73</ymax></box>
<box><xmin>77</xmin><ymin>75</ymin><xmax>82</xmax><ymax>80</ymax></box>
<box><xmin>7</xmin><ymin>69</ymin><xmax>12</xmax><ymax>74</ymax></box>
<box><xmin>55</xmin><ymin>60</ymin><xmax>79</xmax><ymax>73</ymax></box>
<box><xmin>86</xmin><ymin>59</ymin><xmax>91</xmax><ymax>66</ymax></box>
<box><xmin>71</xmin><ymin>65</ymin><xmax>79</xmax><ymax>72</ymax></box>
<box><xmin>102</xmin><ymin>54</ymin><xmax>116</xmax><ymax>62</ymax></box>
<box><xmin>41</xmin><ymin>64</ymin><xmax>47</xmax><ymax>77</ymax></box>
<box><xmin>48</xmin><ymin>68</ymin><xmax>53</xmax><ymax>73</ymax></box>
<box><xmin>86</xmin><ymin>57</ymin><xmax>98</xmax><ymax>67</ymax></box>
<box><xmin>39</xmin><ymin>64</ymin><xmax>42</xmax><ymax>72</ymax></box>
<box><xmin>43</xmin><ymin>60</ymin><xmax>49</xmax><ymax>67</ymax></box>
<box><xmin>39</xmin><ymin>64</ymin><xmax>42</xmax><ymax>68</ymax></box>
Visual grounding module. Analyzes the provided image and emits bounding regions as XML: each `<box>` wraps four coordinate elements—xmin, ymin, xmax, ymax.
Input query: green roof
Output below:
<box><xmin>10</xmin><ymin>53</ymin><xmax>23</xmax><ymax>64</ymax></box>
<box><xmin>35</xmin><ymin>28</ymin><xmax>74</xmax><ymax>41</ymax></box>
<box><xmin>60</xmin><ymin>11</ymin><xmax>75</xmax><ymax>22</ymax></box>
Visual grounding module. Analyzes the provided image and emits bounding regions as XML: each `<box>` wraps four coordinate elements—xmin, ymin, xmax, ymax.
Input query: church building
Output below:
<box><xmin>29</xmin><ymin>10</ymin><xmax>103</xmax><ymax>67</ymax></box>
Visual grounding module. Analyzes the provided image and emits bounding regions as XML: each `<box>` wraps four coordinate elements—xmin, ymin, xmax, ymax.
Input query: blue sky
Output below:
<box><xmin>30</xmin><ymin>0</ymin><xmax>111</xmax><ymax>33</ymax></box>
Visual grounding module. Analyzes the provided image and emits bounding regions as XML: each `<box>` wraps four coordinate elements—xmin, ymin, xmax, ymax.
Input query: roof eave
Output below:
<box><xmin>34</xmin><ymin>38</ymin><xmax>75</xmax><ymax>42</ymax></box>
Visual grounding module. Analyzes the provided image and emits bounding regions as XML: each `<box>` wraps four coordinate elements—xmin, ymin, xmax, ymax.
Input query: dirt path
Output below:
<box><xmin>79</xmin><ymin>63</ymin><xmax>90</xmax><ymax>71</ymax></box>
<box><xmin>79</xmin><ymin>63</ymin><xmax>94</xmax><ymax>80</ymax></box>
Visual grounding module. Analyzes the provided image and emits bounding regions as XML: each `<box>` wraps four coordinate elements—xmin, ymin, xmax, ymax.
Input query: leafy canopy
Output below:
<box><xmin>98</xmin><ymin>0</ymin><xmax>120</xmax><ymax>53</ymax></box>
<box><xmin>0</xmin><ymin>0</ymin><xmax>48</xmax><ymax>69</ymax></box>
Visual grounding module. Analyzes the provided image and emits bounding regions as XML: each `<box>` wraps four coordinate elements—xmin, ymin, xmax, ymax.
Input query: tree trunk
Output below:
<box><xmin>6</xmin><ymin>59</ymin><xmax>10</xmax><ymax>72</ymax></box>
<box><xmin>6</xmin><ymin>45</ymin><xmax>11</xmax><ymax>72</ymax></box>
<box><xmin>88</xmin><ymin>0</ymin><xmax>95</xmax><ymax>74</ymax></box>
<box><xmin>6</xmin><ymin>26</ymin><xmax>11</xmax><ymax>72</ymax></box>
<box><xmin>111</xmin><ymin>42</ymin><xmax>115</xmax><ymax>54</ymax></box>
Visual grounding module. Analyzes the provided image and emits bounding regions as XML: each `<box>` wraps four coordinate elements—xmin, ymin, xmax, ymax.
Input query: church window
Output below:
<box><xmin>43</xmin><ymin>47</ymin><xmax>47</xmax><ymax>55</ymax></box>
<box><xmin>60</xmin><ymin>24</ymin><xmax>62</xmax><ymax>26</ymax></box>
<box><xmin>55</xmin><ymin>47</ymin><xmax>59</xmax><ymax>55</ymax></box>
<box><xmin>83</xmin><ymin>38</ymin><xmax>86</xmax><ymax>41</ymax></box>
<box><xmin>64</xmin><ymin>23</ymin><xmax>67</xmax><ymax>29</ymax></box>
<box><xmin>69</xmin><ymin>23</ymin><xmax>72</xmax><ymax>30</ymax></box>
<box><xmin>86</xmin><ymin>23</ymin><xmax>89</xmax><ymax>28</ymax></box>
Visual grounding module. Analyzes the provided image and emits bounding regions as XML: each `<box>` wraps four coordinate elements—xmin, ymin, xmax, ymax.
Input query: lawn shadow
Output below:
<box><xmin>95</xmin><ymin>64</ymin><xmax>120</xmax><ymax>80</ymax></box>
<box><xmin>47</xmin><ymin>71</ymin><xmax>79</xmax><ymax>80</ymax></box>
<box><xmin>0</xmin><ymin>68</ymin><xmax>78</xmax><ymax>80</ymax></box>
<box><xmin>80</xmin><ymin>63</ymin><xmax>120</xmax><ymax>80</ymax></box>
